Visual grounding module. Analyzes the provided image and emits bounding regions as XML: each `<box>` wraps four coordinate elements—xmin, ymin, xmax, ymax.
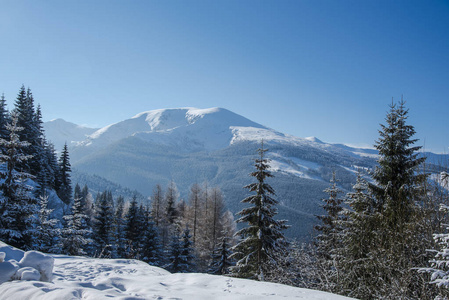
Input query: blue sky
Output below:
<box><xmin>0</xmin><ymin>0</ymin><xmax>448</xmax><ymax>152</ymax></box>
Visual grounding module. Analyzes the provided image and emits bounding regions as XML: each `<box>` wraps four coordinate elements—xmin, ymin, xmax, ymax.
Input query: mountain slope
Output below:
<box><xmin>45</xmin><ymin>108</ymin><xmax>380</xmax><ymax>240</ymax></box>
<box><xmin>43</xmin><ymin>119</ymin><xmax>99</xmax><ymax>151</ymax></box>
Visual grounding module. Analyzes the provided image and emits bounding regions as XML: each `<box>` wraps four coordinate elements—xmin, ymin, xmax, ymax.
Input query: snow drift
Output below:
<box><xmin>0</xmin><ymin>241</ymin><xmax>353</xmax><ymax>300</ymax></box>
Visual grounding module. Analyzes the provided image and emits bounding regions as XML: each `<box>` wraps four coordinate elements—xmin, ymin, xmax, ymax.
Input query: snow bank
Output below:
<box><xmin>0</xmin><ymin>242</ymin><xmax>54</xmax><ymax>284</ymax></box>
<box><xmin>0</xmin><ymin>243</ymin><xmax>354</xmax><ymax>300</ymax></box>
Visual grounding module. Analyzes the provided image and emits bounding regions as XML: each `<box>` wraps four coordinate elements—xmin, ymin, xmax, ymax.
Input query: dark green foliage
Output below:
<box><xmin>166</xmin><ymin>227</ymin><xmax>196</xmax><ymax>273</ymax></box>
<box><xmin>0</xmin><ymin>93</ymin><xmax>9</xmax><ymax>141</ymax></box>
<box><xmin>230</xmin><ymin>142</ymin><xmax>288</xmax><ymax>281</ymax></box>
<box><xmin>335</xmin><ymin>101</ymin><xmax>436</xmax><ymax>299</ymax></box>
<box><xmin>62</xmin><ymin>188</ymin><xmax>91</xmax><ymax>256</ymax></box>
<box><xmin>208</xmin><ymin>236</ymin><xmax>233</xmax><ymax>275</ymax></box>
<box><xmin>139</xmin><ymin>205</ymin><xmax>163</xmax><ymax>266</ymax></box>
<box><xmin>124</xmin><ymin>195</ymin><xmax>141</xmax><ymax>258</ymax></box>
<box><xmin>57</xmin><ymin>143</ymin><xmax>72</xmax><ymax>204</ymax></box>
<box><xmin>114</xmin><ymin>195</ymin><xmax>127</xmax><ymax>258</ymax></box>
<box><xmin>0</xmin><ymin>112</ymin><xmax>37</xmax><ymax>250</ymax></box>
<box><xmin>92</xmin><ymin>191</ymin><xmax>115</xmax><ymax>257</ymax></box>
<box><xmin>315</xmin><ymin>172</ymin><xmax>345</xmax><ymax>260</ymax></box>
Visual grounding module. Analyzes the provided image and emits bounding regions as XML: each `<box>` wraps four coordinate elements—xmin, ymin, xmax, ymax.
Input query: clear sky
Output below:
<box><xmin>0</xmin><ymin>0</ymin><xmax>448</xmax><ymax>152</ymax></box>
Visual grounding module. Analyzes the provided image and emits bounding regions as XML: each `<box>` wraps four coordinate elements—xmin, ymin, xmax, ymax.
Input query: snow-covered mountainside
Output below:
<box><xmin>43</xmin><ymin>119</ymin><xmax>99</xmax><ymax>151</ymax></box>
<box><xmin>0</xmin><ymin>241</ymin><xmax>353</xmax><ymax>300</ymax></box>
<box><xmin>45</xmin><ymin>107</ymin><xmax>381</xmax><ymax>240</ymax></box>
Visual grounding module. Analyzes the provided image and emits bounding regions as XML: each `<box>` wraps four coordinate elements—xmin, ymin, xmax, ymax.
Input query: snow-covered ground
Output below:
<box><xmin>0</xmin><ymin>242</ymin><xmax>353</xmax><ymax>300</ymax></box>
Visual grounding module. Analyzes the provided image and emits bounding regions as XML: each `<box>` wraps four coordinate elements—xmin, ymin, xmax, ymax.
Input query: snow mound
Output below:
<box><xmin>0</xmin><ymin>241</ymin><xmax>354</xmax><ymax>300</ymax></box>
<box><xmin>0</xmin><ymin>242</ymin><xmax>54</xmax><ymax>285</ymax></box>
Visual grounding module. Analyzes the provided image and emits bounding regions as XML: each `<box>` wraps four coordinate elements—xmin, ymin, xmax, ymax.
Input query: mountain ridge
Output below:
<box><xmin>43</xmin><ymin>107</ymin><xmax>446</xmax><ymax>241</ymax></box>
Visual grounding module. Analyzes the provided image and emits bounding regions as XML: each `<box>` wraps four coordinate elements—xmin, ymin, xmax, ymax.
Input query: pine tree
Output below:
<box><xmin>61</xmin><ymin>189</ymin><xmax>92</xmax><ymax>256</ymax></box>
<box><xmin>57</xmin><ymin>143</ymin><xmax>72</xmax><ymax>204</ymax></box>
<box><xmin>315</xmin><ymin>172</ymin><xmax>345</xmax><ymax>260</ymax></box>
<box><xmin>178</xmin><ymin>226</ymin><xmax>196</xmax><ymax>273</ymax></box>
<box><xmin>114</xmin><ymin>195</ymin><xmax>127</xmax><ymax>258</ymax></box>
<box><xmin>140</xmin><ymin>205</ymin><xmax>163</xmax><ymax>266</ymax></box>
<box><xmin>208</xmin><ymin>236</ymin><xmax>233</xmax><ymax>275</ymax></box>
<box><xmin>0</xmin><ymin>111</ymin><xmax>37</xmax><ymax>250</ymax></box>
<box><xmin>124</xmin><ymin>195</ymin><xmax>141</xmax><ymax>258</ymax></box>
<box><xmin>0</xmin><ymin>93</ymin><xmax>9</xmax><ymax>141</ymax></box>
<box><xmin>337</xmin><ymin>173</ymin><xmax>377</xmax><ymax>297</ymax></box>
<box><xmin>337</xmin><ymin>100</ymin><xmax>435</xmax><ymax>299</ymax></box>
<box><xmin>165</xmin><ymin>230</ymin><xmax>183</xmax><ymax>273</ymax></box>
<box><xmin>230</xmin><ymin>141</ymin><xmax>288</xmax><ymax>281</ymax></box>
<box><xmin>34</xmin><ymin>195</ymin><xmax>60</xmax><ymax>253</ymax></box>
<box><xmin>92</xmin><ymin>191</ymin><xmax>115</xmax><ymax>258</ymax></box>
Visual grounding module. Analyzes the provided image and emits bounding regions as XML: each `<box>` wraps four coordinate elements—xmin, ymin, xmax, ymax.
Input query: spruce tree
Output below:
<box><xmin>124</xmin><ymin>195</ymin><xmax>141</xmax><ymax>258</ymax></box>
<box><xmin>92</xmin><ymin>191</ymin><xmax>115</xmax><ymax>257</ymax></box>
<box><xmin>165</xmin><ymin>230</ymin><xmax>183</xmax><ymax>273</ymax></box>
<box><xmin>178</xmin><ymin>226</ymin><xmax>196</xmax><ymax>273</ymax></box>
<box><xmin>0</xmin><ymin>112</ymin><xmax>37</xmax><ymax>250</ymax></box>
<box><xmin>57</xmin><ymin>143</ymin><xmax>72</xmax><ymax>204</ymax></box>
<box><xmin>208</xmin><ymin>236</ymin><xmax>233</xmax><ymax>275</ymax></box>
<box><xmin>34</xmin><ymin>195</ymin><xmax>60</xmax><ymax>253</ymax></box>
<box><xmin>315</xmin><ymin>172</ymin><xmax>345</xmax><ymax>260</ymax></box>
<box><xmin>61</xmin><ymin>192</ymin><xmax>92</xmax><ymax>256</ymax></box>
<box><xmin>140</xmin><ymin>205</ymin><xmax>163</xmax><ymax>266</ymax></box>
<box><xmin>230</xmin><ymin>141</ymin><xmax>288</xmax><ymax>281</ymax></box>
<box><xmin>114</xmin><ymin>195</ymin><xmax>127</xmax><ymax>258</ymax></box>
<box><xmin>0</xmin><ymin>93</ymin><xmax>9</xmax><ymax>141</ymax></box>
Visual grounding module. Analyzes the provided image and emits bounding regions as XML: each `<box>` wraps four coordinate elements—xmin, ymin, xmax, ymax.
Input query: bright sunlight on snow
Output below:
<box><xmin>0</xmin><ymin>241</ymin><xmax>353</xmax><ymax>300</ymax></box>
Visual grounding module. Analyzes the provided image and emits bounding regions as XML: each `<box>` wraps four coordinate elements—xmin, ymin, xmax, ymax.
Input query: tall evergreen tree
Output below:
<box><xmin>57</xmin><ymin>143</ymin><xmax>72</xmax><ymax>204</ymax></box>
<box><xmin>0</xmin><ymin>111</ymin><xmax>37</xmax><ymax>250</ymax></box>
<box><xmin>230</xmin><ymin>141</ymin><xmax>288</xmax><ymax>281</ymax></box>
<box><xmin>114</xmin><ymin>195</ymin><xmax>127</xmax><ymax>258</ymax></box>
<box><xmin>61</xmin><ymin>192</ymin><xmax>92</xmax><ymax>256</ymax></box>
<box><xmin>139</xmin><ymin>205</ymin><xmax>163</xmax><ymax>266</ymax></box>
<box><xmin>34</xmin><ymin>195</ymin><xmax>60</xmax><ymax>253</ymax></box>
<box><xmin>208</xmin><ymin>236</ymin><xmax>233</xmax><ymax>275</ymax></box>
<box><xmin>92</xmin><ymin>191</ymin><xmax>115</xmax><ymax>257</ymax></box>
<box><xmin>315</xmin><ymin>172</ymin><xmax>345</xmax><ymax>260</ymax></box>
<box><xmin>124</xmin><ymin>195</ymin><xmax>141</xmax><ymax>258</ymax></box>
<box><xmin>178</xmin><ymin>226</ymin><xmax>196</xmax><ymax>273</ymax></box>
<box><xmin>336</xmin><ymin>100</ymin><xmax>435</xmax><ymax>299</ymax></box>
<box><xmin>0</xmin><ymin>93</ymin><xmax>9</xmax><ymax>141</ymax></box>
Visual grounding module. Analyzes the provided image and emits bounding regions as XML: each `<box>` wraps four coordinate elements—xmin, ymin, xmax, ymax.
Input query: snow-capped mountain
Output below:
<box><xmin>43</xmin><ymin>119</ymin><xmax>99</xmax><ymax>151</ymax></box>
<box><xmin>45</xmin><ymin>108</ymin><xmax>381</xmax><ymax>240</ymax></box>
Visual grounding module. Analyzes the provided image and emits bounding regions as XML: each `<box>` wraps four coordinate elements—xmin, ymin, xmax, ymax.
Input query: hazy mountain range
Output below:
<box><xmin>43</xmin><ymin>107</ymin><xmax>446</xmax><ymax>240</ymax></box>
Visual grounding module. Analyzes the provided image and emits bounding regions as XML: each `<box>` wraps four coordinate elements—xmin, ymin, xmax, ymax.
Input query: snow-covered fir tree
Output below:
<box><xmin>57</xmin><ymin>143</ymin><xmax>72</xmax><ymax>205</ymax></box>
<box><xmin>0</xmin><ymin>111</ymin><xmax>38</xmax><ymax>250</ymax></box>
<box><xmin>315</xmin><ymin>172</ymin><xmax>345</xmax><ymax>261</ymax></box>
<box><xmin>208</xmin><ymin>235</ymin><xmax>233</xmax><ymax>275</ymax></box>
<box><xmin>61</xmin><ymin>192</ymin><xmax>92</xmax><ymax>256</ymax></box>
<box><xmin>165</xmin><ymin>230</ymin><xmax>183</xmax><ymax>273</ymax></box>
<box><xmin>0</xmin><ymin>93</ymin><xmax>9</xmax><ymax>141</ymax></box>
<box><xmin>139</xmin><ymin>205</ymin><xmax>163</xmax><ymax>266</ymax></box>
<box><xmin>124</xmin><ymin>195</ymin><xmax>142</xmax><ymax>258</ymax></box>
<box><xmin>230</xmin><ymin>141</ymin><xmax>288</xmax><ymax>281</ymax></box>
<box><xmin>178</xmin><ymin>226</ymin><xmax>196</xmax><ymax>273</ymax></box>
<box><xmin>34</xmin><ymin>195</ymin><xmax>61</xmax><ymax>253</ymax></box>
<box><xmin>165</xmin><ymin>227</ymin><xmax>196</xmax><ymax>273</ymax></box>
<box><xmin>92</xmin><ymin>191</ymin><xmax>115</xmax><ymax>258</ymax></box>
<box><xmin>114</xmin><ymin>195</ymin><xmax>127</xmax><ymax>258</ymax></box>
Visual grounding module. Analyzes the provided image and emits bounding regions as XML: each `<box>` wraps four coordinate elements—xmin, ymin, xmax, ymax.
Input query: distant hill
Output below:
<box><xmin>44</xmin><ymin>107</ymin><xmax>446</xmax><ymax>241</ymax></box>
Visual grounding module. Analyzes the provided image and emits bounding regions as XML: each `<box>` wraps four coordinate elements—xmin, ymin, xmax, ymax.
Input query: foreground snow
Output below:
<box><xmin>0</xmin><ymin>242</ymin><xmax>353</xmax><ymax>300</ymax></box>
